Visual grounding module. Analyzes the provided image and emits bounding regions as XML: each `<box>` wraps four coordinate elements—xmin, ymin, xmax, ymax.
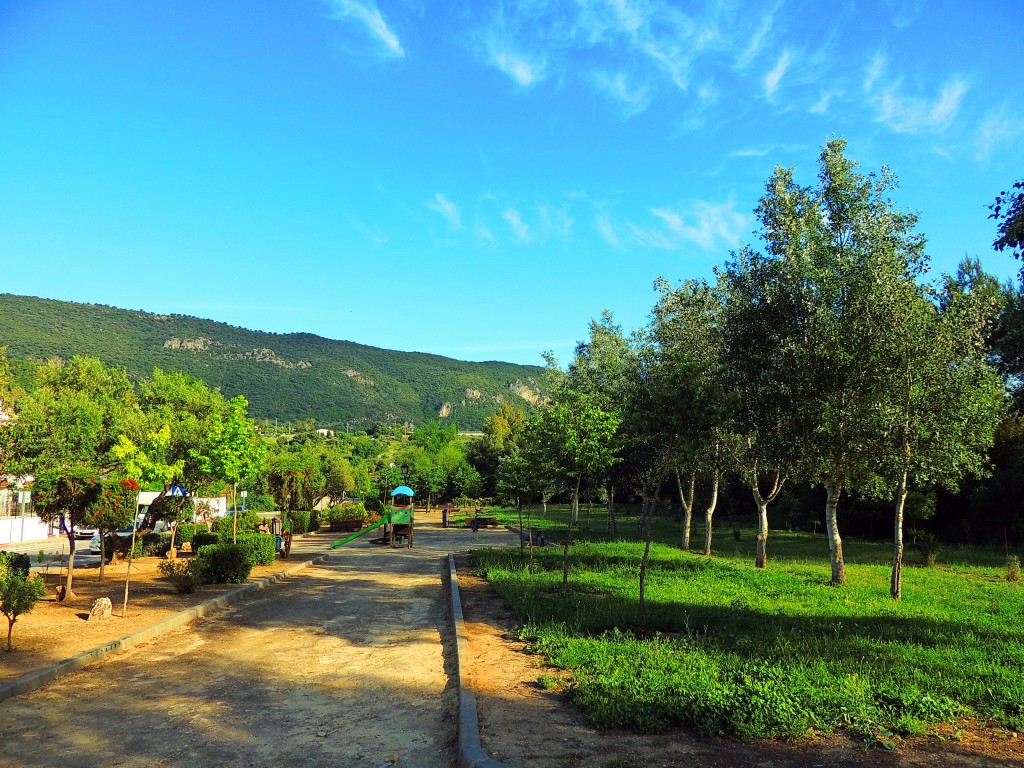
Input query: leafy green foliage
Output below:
<box><xmin>0</xmin><ymin>294</ymin><xmax>545</xmax><ymax>429</ymax></box>
<box><xmin>288</xmin><ymin>509</ymin><xmax>311</xmax><ymax>534</ymax></box>
<box><xmin>157</xmin><ymin>558</ymin><xmax>201</xmax><ymax>593</ymax></box>
<box><xmin>211</xmin><ymin>509</ymin><xmax>260</xmax><ymax>537</ymax></box>
<box><xmin>235</xmin><ymin>533</ymin><xmax>276</xmax><ymax>566</ymax></box>
<box><xmin>141</xmin><ymin>532</ymin><xmax>174</xmax><ymax>557</ymax></box>
<box><xmin>193</xmin><ymin>543</ymin><xmax>253</xmax><ymax>583</ymax></box>
<box><xmin>0</xmin><ymin>570</ymin><xmax>47</xmax><ymax>651</ymax></box>
<box><xmin>192</xmin><ymin>532</ymin><xmax>221</xmax><ymax>550</ymax></box>
<box><xmin>990</xmin><ymin>179</ymin><xmax>1024</xmax><ymax>274</ymax></box>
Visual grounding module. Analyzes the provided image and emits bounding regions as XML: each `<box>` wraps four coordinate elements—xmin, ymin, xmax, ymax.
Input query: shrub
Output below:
<box><xmin>212</xmin><ymin>509</ymin><xmax>261</xmax><ymax>536</ymax></box>
<box><xmin>141</xmin><ymin>532</ymin><xmax>174</xmax><ymax>557</ymax></box>
<box><xmin>916</xmin><ymin>531</ymin><xmax>942</xmax><ymax>567</ymax></box>
<box><xmin>308</xmin><ymin>509</ymin><xmax>322</xmax><ymax>532</ymax></box>
<box><xmin>173</xmin><ymin>523</ymin><xmax>199</xmax><ymax>546</ymax></box>
<box><xmin>193</xmin><ymin>543</ymin><xmax>253</xmax><ymax>584</ymax></box>
<box><xmin>1008</xmin><ymin>555</ymin><xmax>1021</xmax><ymax>582</ymax></box>
<box><xmin>288</xmin><ymin>510</ymin><xmax>310</xmax><ymax>534</ymax></box>
<box><xmin>328</xmin><ymin>503</ymin><xmax>370</xmax><ymax>531</ymax></box>
<box><xmin>192</xmin><ymin>532</ymin><xmax>221</xmax><ymax>550</ymax></box>
<box><xmin>0</xmin><ymin>552</ymin><xmax>31</xmax><ymax>579</ymax></box>
<box><xmin>363</xmin><ymin>497</ymin><xmax>382</xmax><ymax>513</ymax></box>
<box><xmin>1</xmin><ymin>571</ymin><xmax>47</xmax><ymax>651</ymax></box>
<box><xmin>209</xmin><ymin>507</ymin><xmax>260</xmax><ymax>536</ymax></box>
<box><xmin>236</xmin><ymin>533</ymin><xmax>276</xmax><ymax>567</ymax></box>
<box><xmin>157</xmin><ymin>559</ymin><xmax>201</xmax><ymax>594</ymax></box>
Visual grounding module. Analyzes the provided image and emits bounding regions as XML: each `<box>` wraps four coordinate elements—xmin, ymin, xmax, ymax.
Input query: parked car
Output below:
<box><xmin>89</xmin><ymin>528</ymin><xmax>134</xmax><ymax>555</ymax></box>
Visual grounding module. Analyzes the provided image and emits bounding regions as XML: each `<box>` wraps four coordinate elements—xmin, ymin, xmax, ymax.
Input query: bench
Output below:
<box><xmin>463</xmin><ymin>516</ymin><xmax>498</xmax><ymax>529</ymax></box>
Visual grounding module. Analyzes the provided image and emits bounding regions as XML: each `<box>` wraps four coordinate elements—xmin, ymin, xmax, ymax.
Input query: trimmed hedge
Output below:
<box><xmin>192</xmin><ymin>532</ymin><xmax>221</xmax><ymax>550</ymax></box>
<box><xmin>308</xmin><ymin>509</ymin><xmax>322</xmax><ymax>532</ymax></box>
<box><xmin>193</xmin><ymin>543</ymin><xmax>253</xmax><ymax>584</ymax></box>
<box><xmin>288</xmin><ymin>510</ymin><xmax>311</xmax><ymax>534</ymax></box>
<box><xmin>174</xmin><ymin>523</ymin><xmax>199</xmax><ymax>546</ymax></box>
<box><xmin>212</xmin><ymin>509</ymin><xmax>261</xmax><ymax>536</ymax></box>
<box><xmin>236</xmin><ymin>533</ymin><xmax>276</xmax><ymax>567</ymax></box>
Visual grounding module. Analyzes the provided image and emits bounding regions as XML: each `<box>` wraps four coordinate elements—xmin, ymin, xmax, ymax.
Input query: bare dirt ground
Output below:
<box><xmin>0</xmin><ymin>523</ymin><xmax>482</xmax><ymax>768</ymax></box>
<box><xmin>1</xmin><ymin>522</ymin><xmax>1021</xmax><ymax>767</ymax></box>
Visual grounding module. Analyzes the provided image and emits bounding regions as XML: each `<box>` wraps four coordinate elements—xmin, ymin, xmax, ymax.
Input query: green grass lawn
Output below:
<box><xmin>471</xmin><ymin>505</ymin><xmax>1024</xmax><ymax>742</ymax></box>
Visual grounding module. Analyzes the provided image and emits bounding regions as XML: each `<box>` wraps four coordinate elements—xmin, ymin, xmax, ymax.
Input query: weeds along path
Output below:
<box><xmin>0</xmin><ymin>521</ymin><xmax>521</xmax><ymax>768</ymax></box>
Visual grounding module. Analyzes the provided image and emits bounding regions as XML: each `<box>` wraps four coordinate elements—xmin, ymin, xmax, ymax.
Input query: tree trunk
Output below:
<box><xmin>638</xmin><ymin>493</ymin><xmax>653</xmax><ymax>628</ymax></box>
<box><xmin>526</xmin><ymin>503</ymin><xmax>534</xmax><ymax>562</ymax></box>
<box><xmin>891</xmin><ymin>469</ymin><xmax>908</xmax><ymax>600</ymax></box>
<box><xmin>755</xmin><ymin>498</ymin><xmax>769</xmax><ymax>568</ymax></box>
<box><xmin>562</xmin><ymin>476</ymin><xmax>580</xmax><ymax>590</ymax></box>
<box><xmin>703</xmin><ymin>473</ymin><xmax>719</xmax><ymax>557</ymax></box>
<box><xmin>606</xmin><ymin>483</ymin><xmax>617</xmax><ymax>535</ymax></box>
<box><xmin>61</xmin><ymin>528</ymin><xmax>76</xmax><ymax>602</ymax></box>
<box><xmin>823</xmin><ymin>477</ymin><xmax>846</xmax><ymax>585</ymax></box>
<box><xmin>517</xmin><ymin>497</ymin><xmax>524</xmax><ymax>556</ymax></box>
<box><xmin>676</xmin><ymin>470</ymin><xmax>694</xmax><ymax>551</ymax></box>
<box><xmin>637</xmin><ymin>496</ymin><xmax>647</xmax><ymax>540</ymax></box>
<box><xmin>752</xmin><ymin>469</ymin><xmax>784</xmax><ymax>569</ymax></box>
<box><xmin>99</xmin><ymin>530</ymin><xmax>106</xmax><ymax>580</ymax></box>
<box><xmin>6</xmin><ymin>617</ymin><xmax>13</xmax><ymax>652</ymax></box>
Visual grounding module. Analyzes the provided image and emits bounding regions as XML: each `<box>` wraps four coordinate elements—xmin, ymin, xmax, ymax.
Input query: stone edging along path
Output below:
<box><xmin>448</xmin><ymin>553</ymin><xmax>510</xmax><ymax>768</ymax></box>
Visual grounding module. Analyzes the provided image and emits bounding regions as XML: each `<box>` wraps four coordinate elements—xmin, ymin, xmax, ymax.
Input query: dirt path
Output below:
<box><xmin>0</xmin><ymin>521</ymin><xmax>522</xmax><ymax>768</ymax></box>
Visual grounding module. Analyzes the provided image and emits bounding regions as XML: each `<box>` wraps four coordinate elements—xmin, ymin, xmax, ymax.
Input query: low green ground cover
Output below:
<box><xmin>473</xmin><ymin>507</ymin><xmax>1024</xmax><ymax>741</ymax></box>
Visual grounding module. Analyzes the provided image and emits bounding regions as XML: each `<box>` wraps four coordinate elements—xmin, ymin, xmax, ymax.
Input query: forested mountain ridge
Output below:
<box><xmin>0</xmin><ymin>294</ymin><xmax>545</xmax><ymax>429</ymax></box>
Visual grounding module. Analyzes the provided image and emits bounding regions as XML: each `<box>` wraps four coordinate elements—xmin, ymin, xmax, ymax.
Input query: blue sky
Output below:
<box><xmin>1</xmin><ymin>1</ymin><xmax>1021</xmax><ymax>367</ymax></box>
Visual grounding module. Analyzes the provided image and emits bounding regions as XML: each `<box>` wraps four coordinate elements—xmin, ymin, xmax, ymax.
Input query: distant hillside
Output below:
<box><xmin>0</xmin><ymin>294</ymin><xmax>545</xmax><ymax>430</ymax></box>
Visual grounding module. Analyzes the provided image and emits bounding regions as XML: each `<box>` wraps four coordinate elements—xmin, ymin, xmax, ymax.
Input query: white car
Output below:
<box><xmin>73</xmin><ymin>525</ymin><xmax>98</xmax><ymax>540</ymax></box>
<box><xmin>89</xmin><ymin>528</ymin><xmax>134</xmax><ymax>554</ymax></box>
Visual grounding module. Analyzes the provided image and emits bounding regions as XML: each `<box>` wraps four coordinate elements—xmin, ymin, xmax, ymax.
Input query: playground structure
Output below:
<box><xmin>330</xmin><ymin>485</ymin><xmax>415</xmax><ymax>549</ymax></box>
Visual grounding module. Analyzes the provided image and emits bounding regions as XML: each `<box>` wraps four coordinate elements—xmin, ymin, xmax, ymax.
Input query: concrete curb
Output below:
<box><xmin>448</xmin><ymin>553</ymin><xmax>511</xmax><ymax>768</ymax></box>
<box><xmin>0</xmin><ymin>553</ymin><xmax>331</xmax><ymax>704</ymax></box>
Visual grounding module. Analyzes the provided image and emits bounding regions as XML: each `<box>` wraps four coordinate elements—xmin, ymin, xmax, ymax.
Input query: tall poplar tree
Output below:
<box><xmin>744</xmin><ymin>139</ymin><xmax>928</xmax><ymax>585</ymax></box>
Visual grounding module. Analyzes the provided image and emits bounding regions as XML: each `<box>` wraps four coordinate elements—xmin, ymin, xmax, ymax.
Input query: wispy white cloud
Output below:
<box><xmin>538</xmin><ymin>204</ymin><xmax>574</xmax><ymax>242</ymax></box>
<box><xmin>727</xmin><ymin>143</ymin><xmax>804</xmax><ymax>158</ymax></box>
<box><xmin>864</xmin><ymin>50</ymin><xmax>886</xmax><ymax>93</ymax></box>
<box><xmin>631</xmin><ymin>200</ymin><xmax>749</xmax><ymax>252</ymax></box>
<box><xmin>891</xmin><ymin>0</ymin><xmax>923</xmax><ymax>29</ymax></box>
<box><xmin>592</xmin><ymin>70</ymin><xmax>652</xmax><ymax>117</ymax></box>
<box><xmin>426</xmin><ymin>193</ymin><xmax>462</xmax><ymax>230</ymax></box>
<box><xmin>464</xmin><ymin>1</ymin><xmax>742</xmax><ymax>111</ymax></box>
<box><xmin>763</xmin><ymin>48</ymin><xmax>792</xmax><ymax>99</ymax></box>
<box><xmin>974</xmin><ymin>104</ymin><xmax>1024</xmax><ymax>161</ymax></box>
<box><xmin>862</xmin><ymin>51</ymin><xmax>968</xmax><ymax>133</ymax></box>
<box><xmin>735</xmin><ymin>6</ymin><xmax>777</xmax><ymax>70</ymax></box>
<box><xmin>502</xmin><ymin>207</ymin><xmax>530</xmax><ymax>242</ymax></box>
<box><xmin>486</xmin><ymin>40</ymin><xmax>547</xmax><ymax>87</ymax></box>
<box><xmin>596</xmin><ymin>212</ymin><xmax>621</xmax><ymax>248</ymax></box>
<box><xmin>325</xmin><ymin>0</ymin><xmax>404</xmax><ymax>57</ymax></box>
<box><xmin>876</xmin><ymin>79</ymin><xmax>969</xmax><ymax>133</ymax></box>
<box><xmin>809</xmin><ymin>90</ymin><xmax>833</xmax><ymax>114</ymax></box>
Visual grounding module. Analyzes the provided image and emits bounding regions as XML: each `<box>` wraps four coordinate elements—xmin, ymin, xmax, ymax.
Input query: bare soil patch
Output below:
<box><xmin>0</xmin><ymin>532</ymin><xmax>334</xmax><ymax>685</ymax></box>
<box><xmin>454</xmin><ymin>553</ymin><xmax>1024</xmax><ymax>768</ymax></box>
